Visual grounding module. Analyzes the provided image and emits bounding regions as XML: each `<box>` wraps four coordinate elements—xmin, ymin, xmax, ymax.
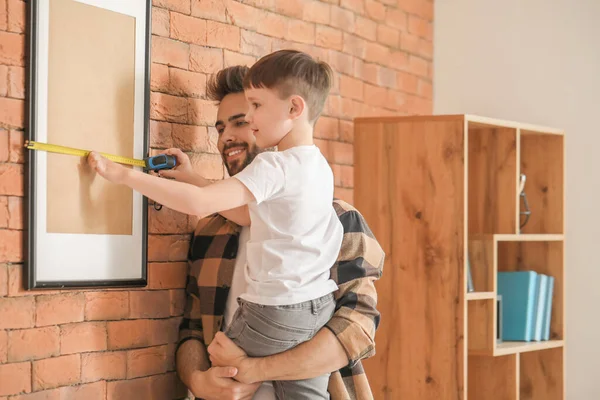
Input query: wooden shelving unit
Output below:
<box><xmin>354</xmin><ymin>114</ymin><xmax>565</xmax><ymax>400</ymax></box>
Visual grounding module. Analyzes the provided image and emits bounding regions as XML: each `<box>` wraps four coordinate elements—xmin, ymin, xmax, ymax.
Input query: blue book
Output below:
<box><xmin>533</xmin><ymin>274</ymin><xmax>548</xmax><ymax>341</ymax></box>
<box><xmin>542</xmin><ymin>276</ymin><xmax>555</xmax><ymax>340</ymax></box>
<box><xmin>497</xmin><ymin>271</ymin><xmax>539</xmax><ymax>341</ymax></box>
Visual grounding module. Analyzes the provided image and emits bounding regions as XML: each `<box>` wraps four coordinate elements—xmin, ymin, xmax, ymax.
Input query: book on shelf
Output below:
<box><xmin>497</xmin><ymin>270</ymin><xmax>554</xmax><ymax>342</ymax></box>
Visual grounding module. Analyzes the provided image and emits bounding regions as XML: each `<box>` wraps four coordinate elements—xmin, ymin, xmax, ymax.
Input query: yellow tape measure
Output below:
<box><xmin>25</xmin><ymin>140</ymin><xmax>147</xmax><ymax>168</ymax></box>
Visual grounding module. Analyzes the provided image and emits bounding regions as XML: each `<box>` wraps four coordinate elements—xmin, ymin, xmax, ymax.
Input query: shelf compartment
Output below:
<box><xmin>468</xmin><ymin>354</ymin><xmax>519</xmax><ymax>400</ymax></box>
<box><xmin>466</xmin><ymin>291</ymin><xmax>495</xmax><ymax>300</ymax></box>
<box><xmin>520</xmin><ymin>347</ymin><xmax>564</xmax><ymax>400</ymax></box>
<box><xmin>519</xmin><ymin>131</ymin><xmax>564</xmax><ymax>234</ymax></box>
<box><xmin>468</xmin><ymin>121</ymin><xmax>518</xmax><ymax>235</ymax></box>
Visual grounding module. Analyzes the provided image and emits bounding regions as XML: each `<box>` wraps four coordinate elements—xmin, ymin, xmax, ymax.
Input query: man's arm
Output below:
<box><xmin>177</xmin><ymin>339</ymin><xmax>210</xmax><ymax>389</ymax></box>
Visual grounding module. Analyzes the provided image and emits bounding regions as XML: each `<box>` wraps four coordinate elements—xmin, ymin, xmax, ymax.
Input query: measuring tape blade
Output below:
<box><xmin>25</xmin><ymin>140</ymin><xmax>147</xmax><ymax>168</ymax></box>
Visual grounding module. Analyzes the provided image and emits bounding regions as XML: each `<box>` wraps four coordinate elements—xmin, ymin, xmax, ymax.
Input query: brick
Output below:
<box><xmin>152</xmin><ymin>7</ymin><xmax>170</xmax><ymax>37</ymax></box>
<box><xmin>419</xmin><ymin>38</ymin><xmax>433</xmax><ymax>60</ymax></box>
<box><xmin>354</xmin><ymin>59</ymin><xmax>379</xmax><ymax>85</ymax></box>
<box><xmin>190</xmin><ymin>152</ymin><xmax>224</xmax><ymax>180</ymax></box>
<box><xmin>8</xmin><ymin>0</ymin><xmax>25</xmax><ymax>33</ymax></box>
<box><xmin>340</xmin><ymin>75</ymin><xmax>363</xmax><ymax>101</ymax></box>
<box><xmin>303</xmin><ymin>0</ymin><xmax>330</xmax><ymax>24</ymax></box>
<box><xmin>0</xmin><ymin>162</ymin><xmax>23</xmax><ymax>196</ymax></box>
<box><xmin>36</xmin><ymin>293</ymin><xmax>85</xmax><ymax>327</ymax></box>
<box><xmin>366</xmin><ymin>41</ymin><xmax>390</xmax><ymax>66</ymax></box>
<box><xmin>0</xmin><ymin>362</ymin><xmax>31</xmax><ymax>396</ymax></box>
<box><xmin>149</xmin><ymin>203</ymin><xmax>188</xmax><ymax>235</ymax></box>
<box><xmin>192</xmin><ymin>0</ymin><xmax>227</xmax><ymax>22</ymax></box>
<box><xmin>9</xmin><ymin>390</ymin><xmax>60</xmax><ymax>400</ymax></box>
<box><xmin>285</xmin><ymin>20</ymin><xmax>315</xmax><ymax>44</ymax></box>
<box><xmin>386</xmin><ymin>8</ymin><xmax>408</xmax><ymax>31</ymax></box>
<box><xmin>378</xmin><ymin>24</ymin><xmax>400</xmax><ymax>48</ymax></box>
<box><xmin>274</xmin><ymin>0</ymin><xmax>303</xmax><ymax>18</ymax></box>
<box><xmin>82</xmin><ymin>351</ymin><xmax>127</xmax><ymax>383</ymax></box>
<box><xmin>148</xmin><ymin>262</ymin><xmax>188</xmax><ymax>290</ymax></box>
<box><xmin>189</xmin><ymin>46</ymin><xmax>223</xmax><ymax>73</ymax></box>
<box><xmin>398</xmin><ymin>0</ymin><xmax>433</xmax><ymax>20</ymax></box>
<box><xmin>0</xmin><ymin>97</ymin><xmax>24</xmax><ymax>128</ymax></box>
<box><xmin>0</xmin><ymin>229</ymin><xmax>22</xmax><ymax>263</ymax></box>
<box><xmin>60</xmin><ymin>381</ymin><xmax>106</xmax><ymax>400</ymax></box>
<box><xmin>150</xmin><ymin>121</ymin><xmax>173</xmax><ymax>149</ymax></box>
<box><xmin>324</xmin><ymin>95</ymin><xmax>342</xmax><ymax>118</ymax></box>
<box><xmin>170</xmin><ymin>12</ymin><xmax>206</xmax><ymax>46</ymax></box>
<box><xmin>0</xmin><ymin>197</ymin><xmax>7</xmax><ymax>229</ymax></box>
<box><xmin>107</xmin><ymin>377</ymin><xmax>152</xmax><ymax>400</ymax></box>
<box><xmin>330</xmin><ymin>141</ymin><xmax>353</xmax><ymax>165</ymax></box>
<box><xmin>396</xmin><ymin>70</ymin><xmax>418</xmax><ymax>94</ymax></box>
<box><xmin>188</xmin><ymin>98</ymin><xmax>218</xmax><ymax>126</ymax></box>
<box><xmin>33</xmin><ymin>354</ymin><xmax>80</xmax><ymax>391</ymax></box>
<box><xmin>0</xmin><ymin>130</ymin><xmax>8</xmax><ymax>163</ymax></box>
<box><xmin>314</xmin><ymin>116</ymin><xmax>339</xmax><ymax>140</ymax></box>
<box><xmin>0</xmin><ymin>65</ymin><xmax>7</xmax><ymax>97</ymax></box>
<box><xmin>339</xmin><ymin>120</ymin><xmax>353</xmax><ymax>143</ymax></box>
<box><xmin>148</xmin><ymin>234</ymin><xmax>190</xmax><ymax>262</ymax></box>
<box><xmin>7</xmin><ymin>68</ymin><xmax>24</xmax><ymax>98</ymax></box>
<box><xmin>84</xmin><ymin>291</ymin><xmax>129</xmax><ymax>321</ymax></box>
<box><xmin>0</xmin><ymin>0</ymin><xmax>6</xmax><ymax>30</ymax></box>
<box><xmin>9</xmin><ymin>129</ymin><xmax>24</xmax><ymax>163</ymax></box>
<box><xmin>330</xmin><ymin>6</ymin><xmax>355</xmax><ymax>33</ymax></box>
<box><xmin>154</xmin><ymin>0</ymin><xmax>191</xmax><ymax>14</ymax></box>
<box><xmin>0</xmin><ymin>264</ymin><xmax>6</xmax><ymax>297</ymax></box>
<box><xmin>169</xmin><ymin>68</ymin><xmax>206</xmax><ymax>98</ymax></box>
<box><xmin>8</xmin><ymin>264</ymin><xmax>56</xmax><ymax>297</ymax></box>
<box><xmin>241</xmin><ymin>0</ymin><xmax>276</xmax><ymax>9</ymax></box>
<box><xmin>150</xmin><ymin>63</ymin><xmax>170</xmax><ymax>93</ymax></box>
<box><xmin>206</xmin><ymin>20</ymin><xmax>240</xmax><ymax>51</ymax></box>
<box><xmin>152</xmin><ymin>36</ymin><xmax>189</xmax><ymax>69</ymax></box>
<box><xmin>408</xmin><ymin>15</ymin><xmax>432</xmax><ymax>40</ymax></box>
<box><xmin>8</xmin><ymin>326</ymin><xmax>60</xmax><ymax>362</ymax></box>
<box><xmin>418</xmin><ymin>79</ymin><xmax>433</xmax><ymax>99</ymax></box>
<box><xmin>223</xmin><ymin>50</ymin><xmax>255</xmax><ymax>68</ymax></box>
<box><xmin>316</xmin><ymin>26</ymin><xmax>342</xmax><ymax>51</ymax></box>
<box><xmin>60</xmin><ymin>322</ymin><xmax>107</xmax><ymax>354</ymax></box>
<box><xmin>224</xmin><ymin>0</ymin><xmax>262</xmax><ymax>31</ymax></box>
<box><xmin>0</xmin><ymin>329</ymin><xmax>6</xmax><ymax>362</ymax></box>
<box><xmin>151</xmin><ymin>92</ymin><xmax>188</xmax><ymax>123</ymax></box>
<box><xmin>341</xmin><ymin>0</ymin><xmax>364</xmax><ymax>13</ymax></box>
<box><xmin>365</xmin><ymin>0</ymin><xmax>385</xmax><ymax>21</ymax></box>
<box><xmin>408</xmin><ymin>55</ymin><xmax>428</xmax><ymax>78</ymax></box>
<box><xmin>172</xmin><ymin>124</ymin><xmax>214</xmax><ymax>153</ymax></box>
<box><xmin>127</xmin><ymin>345</ymin><xmax>169</xmax><ymax>378</ymax></box>
<box><xmin>340</xmin><ymin>97</ymin><xmax>360</xmax><ymax>119</ymax></box>
<box><xmin>390</xmin><ymin>50</ymin><xmax>409</xmax><ymax>71</ymax></box>
<box><xmin>129</xmin><ymin>290</ymin><xmax>171</xmax><ymax>319</ymax></box>
<box><xmin>328</xmin><ymin>50</ymin><xmax>353</xmax><ymax>76</ymax></box>
<box><xmin>257</xmin><ymin>11</ymin><xmax>287</xmax><ymax>39</ymax></box>
<box><xmin>107</xmin><ymin>319</ymin><xmax>177</xmax><ymax>350</ymax></box>
<box><xmin>387</xmin><ymin>89</ymin><xmax>407</xmax><ymax>110</ymax></box>
<box><xmin>170</xmin><ymin>289</ymin><xmax>186</xmax><ymax>316</ymax></box>
<box><xmin>378</xmin><ymin>66</ymin><xmax>396</xmax><ymax>88</ymax></box>
<box><xmin>364</xmin><ymin>83</ymin><xmax>388</xmax><ymax>108</ymax></box>
<box><xmin>151</xmin><ymin>372</ymin><xmax>189</xmax><ymax>399</ymax></box>
<box><xmin>400</xmin><ymin>31</ymin><xmax>419</xmax><ymax>54</ymax></box>
<box><xmin>241</xmin><ymin>30</ymin><xmax>272</xmax><ymax>58</ymax></box>
<box><xmin>334</xmin><ymin>187</ymin><xmax>353</xmax><ymax>204</ymax></box>
<box><xmin>0</xmin><ymin>31</ymin><xmax>25</xmax><ymax>66</ymax></box>
<box><xmin>354</xmin><ymin>16</ymin><xmax>377</xmax><ymax>41</ymax></box>
<box><xmin>342</xmin><ymin>33</ymin><xmax>366</xmax><ymax>59</ymax></box>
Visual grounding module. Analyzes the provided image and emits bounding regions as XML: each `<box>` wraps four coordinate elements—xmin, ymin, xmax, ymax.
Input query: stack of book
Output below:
<box><xmin>497</xmin><ymin>270</ymin><xmax>554</xmax><ymax>342</ymax></box>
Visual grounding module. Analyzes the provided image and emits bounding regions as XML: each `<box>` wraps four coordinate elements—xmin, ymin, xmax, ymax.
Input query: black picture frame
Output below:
<box><xmin>26</xmin><ymin>0</ymin><xmax>152</xmax><ymax>289</ymax></box>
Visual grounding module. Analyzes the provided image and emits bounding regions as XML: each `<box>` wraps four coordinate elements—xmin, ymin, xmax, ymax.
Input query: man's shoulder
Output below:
<box><xmin>332</xmin><ymin>199</ymin><xmax>377</xmax><ymax>237</ymax></box>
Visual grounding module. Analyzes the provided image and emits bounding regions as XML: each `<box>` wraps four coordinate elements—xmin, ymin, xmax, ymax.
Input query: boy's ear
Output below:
<box><xmin>289</xmin><ymin>95</ymin><xmax>305</xmax><ymax>120</ymax></box>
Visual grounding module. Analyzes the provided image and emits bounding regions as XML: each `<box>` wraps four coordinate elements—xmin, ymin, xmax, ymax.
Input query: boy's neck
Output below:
<box><xmin>277</xmin><ymin>122</ymin><xmax>314</xmax><ymax>151</ymax></box>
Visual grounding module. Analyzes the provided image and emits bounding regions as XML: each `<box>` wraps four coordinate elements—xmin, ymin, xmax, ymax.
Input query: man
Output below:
<box><xmin>169</xmin><ymin>65</ymin><xmax>384</xmax><ymax>400</ymax></box>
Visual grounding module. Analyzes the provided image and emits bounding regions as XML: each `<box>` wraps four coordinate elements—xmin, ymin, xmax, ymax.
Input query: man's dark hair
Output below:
<box><xmin>206</xmin><ymin>65</ymin><xmax>249</xmax><ymax>102</ymax></box>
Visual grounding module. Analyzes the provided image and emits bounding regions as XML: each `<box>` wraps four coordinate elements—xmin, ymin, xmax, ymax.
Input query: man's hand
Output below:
<box><xmin>188</xmin><ymin>367</ymin><xmax>260</xmax><ymax>400</ymax></box>
<box><xmin>157</xmin><ymin>148</ymin><xmax>193</xmax><ymax>181</ymax></box>
<box><xmin>207</xmin><ymin>332</ymin><xmax>257</xmax><ymax>384</ymax></box>
<box><xmin>87</xmin><ymin>152</ymin><xmax>129</xmax><ymax>184</ymax></box>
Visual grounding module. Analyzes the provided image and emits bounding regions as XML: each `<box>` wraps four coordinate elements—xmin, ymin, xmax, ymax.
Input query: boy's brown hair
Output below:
<box><xmin>243</xmin><ymin>49</ymin><xmax>333</xmax><ymax>122</ymax></box>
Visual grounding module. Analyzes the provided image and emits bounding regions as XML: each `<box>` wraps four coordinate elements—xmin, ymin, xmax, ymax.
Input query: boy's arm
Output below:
<box><xmin>88</xmin><ymin>152</ymin><xmax>254</xmax><ymax>219</ymax></box>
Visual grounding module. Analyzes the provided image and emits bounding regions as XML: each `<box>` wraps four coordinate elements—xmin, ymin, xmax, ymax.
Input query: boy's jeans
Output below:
<box><xmin>225</xmin><ymin>293</ymin><xmax>336</xmax><ymax>400</ymax></box>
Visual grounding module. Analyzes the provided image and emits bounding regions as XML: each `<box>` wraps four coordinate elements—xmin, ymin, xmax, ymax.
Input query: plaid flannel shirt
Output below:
<box><xmin>177</xmin><ymin>199</ymin><xmax>385</xmax><ymax>400</ymax></box>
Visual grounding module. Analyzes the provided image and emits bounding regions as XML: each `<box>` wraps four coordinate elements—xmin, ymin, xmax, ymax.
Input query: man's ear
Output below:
<box><xmin>289</xmin><ymin>95</ymin><xmax>306</xmax><ymax>120</ymax></box>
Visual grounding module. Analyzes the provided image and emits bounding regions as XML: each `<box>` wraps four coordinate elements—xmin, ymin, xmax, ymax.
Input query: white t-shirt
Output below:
<box><xmin>223</xmin><ymin>227</ymin><xmax>276</xmax><ymax>400</ymax></box>
<box><xmin>234</xmin><ymin>145</ymin><xmax>343</xmax><ymax>306</ymax></box>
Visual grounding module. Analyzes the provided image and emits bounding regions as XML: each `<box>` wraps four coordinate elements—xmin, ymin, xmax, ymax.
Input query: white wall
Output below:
<box><xmin>434</xmin><ymin>0</ymin><xmax>600</xmax><ymax>398</ymax></box>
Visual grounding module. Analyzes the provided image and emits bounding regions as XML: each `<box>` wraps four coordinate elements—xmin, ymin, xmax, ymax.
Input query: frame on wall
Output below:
<box><xmin>26</xmin><ymin>0</ymin><xmax>152</xmax><ymax>289</ymax></box>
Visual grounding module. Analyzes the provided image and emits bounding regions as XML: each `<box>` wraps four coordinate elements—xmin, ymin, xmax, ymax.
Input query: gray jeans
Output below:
<box><xmin>224</xmin><ymin>293</ymin><xmax>336</xmax><ymax>400</ymax></box>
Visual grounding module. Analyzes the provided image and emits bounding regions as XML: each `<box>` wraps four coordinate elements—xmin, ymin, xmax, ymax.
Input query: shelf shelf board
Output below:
<box><xmin>494</xmin><ymin>234</ymin><xmax>564</xmax><ymax>242</ymax></box>
<box><xmin>495</xmin><ymin>340</ymin><xmax>564</xmax><ymax>356</ymax></box>
<box><xmin>466</xmin><ymin>291</ymin><xmax>495</xmax><ymax>300</ymax></box>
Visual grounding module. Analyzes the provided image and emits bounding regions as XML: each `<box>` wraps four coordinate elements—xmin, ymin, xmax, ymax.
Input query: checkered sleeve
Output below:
<box><xmin>176</xmin><ymin>214</ymin><xmax>239</xmax><ymax>352</ymax></box>
<box><xmin>326</xmin><ymin>200</ymin><xmax>385</xmax><ymax>367</ymax></box>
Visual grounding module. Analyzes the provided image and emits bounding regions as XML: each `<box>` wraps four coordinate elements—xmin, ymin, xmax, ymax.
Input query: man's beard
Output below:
<box><xmin>222</xmin><ymin>142</ymin><xmax>261</xmax><ymax>176</ymax></box>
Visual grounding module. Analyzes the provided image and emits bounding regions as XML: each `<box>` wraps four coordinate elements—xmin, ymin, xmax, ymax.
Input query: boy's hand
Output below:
<box><xmin>87</xmin><ymin>152</ymin><xmax>128</xmax><ymax>184</ymax></box>
<box><xmin>157</xmin><ymin>148</ymin><xmax>193</xmax><ymax>181</ymax></box>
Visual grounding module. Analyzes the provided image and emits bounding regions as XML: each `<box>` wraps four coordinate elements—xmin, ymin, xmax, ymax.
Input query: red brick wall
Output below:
<box><xmin>0</xmin><ymin>0</ymin><xmax>432</xmax><ymax>398</ymax></box>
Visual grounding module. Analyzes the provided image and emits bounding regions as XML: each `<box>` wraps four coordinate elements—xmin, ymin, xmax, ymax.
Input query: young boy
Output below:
<box><xmin>88</xmin><ymin>49</ymin><xmax>342</xmax><ymax>399</ymax></box>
